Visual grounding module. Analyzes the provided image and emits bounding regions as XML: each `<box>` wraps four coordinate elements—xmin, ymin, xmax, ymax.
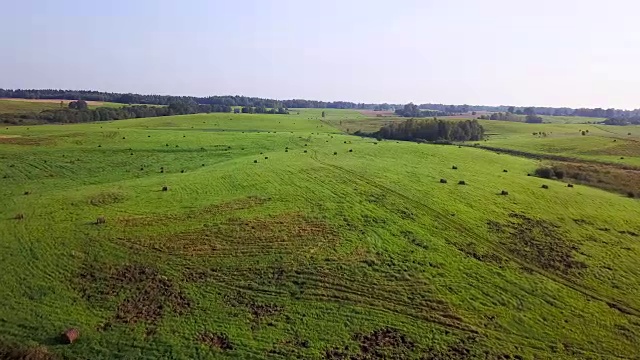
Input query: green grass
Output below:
<box><xmin>0</xmin><ymin>99</ymin><xmax>127</xmax><ymax>114</ymax></box>
<box><xmin>540</xmin><ymin>116</ymin><xmax>606</xmax><ymax>124</ymax></box>
<box><xmin>1</xmin><ymin>110</ymin><xmax>640</xmax><ymax>359</ymax></box>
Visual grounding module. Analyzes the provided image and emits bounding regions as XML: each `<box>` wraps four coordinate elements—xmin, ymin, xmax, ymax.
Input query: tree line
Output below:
<box><xmin>2</xmin><ymin>88</ymin><xmax>640</xmax><ymax>119</ymax></box>
<box><xmin>358</xmin><ymin>118</ymin><xmax>484</xmax><ymax>142</ymax></box>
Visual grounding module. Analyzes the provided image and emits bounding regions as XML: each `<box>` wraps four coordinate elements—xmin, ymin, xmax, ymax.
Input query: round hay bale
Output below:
<box><xmin>452</xmin><ymin>166</ymin><xmax>458</xmax><ymax>170</ymax></box>
<box><xmin>304</xmin><ymin>150</ymin><xmax>308</xmax><ymax>153</ymax></box>
<box><xmin>24</xmin><ymin>191</ymin><xmax>30</xmax><ymax>195</ymax></box>
<box><xmin>264</xmin><ymin>157</ymin><xmax>268</xmax><ymax>159</ymax></box>
<box><xmin>61</xmin><ymin>328</ymin><xmax>79</xmax><ymax>344</ymax></box>
<box><xmin>567</xmin><ymin>183</ymin><xmax>574</xmax><ymax>188</ymax></box>
<box><xmin>181</xmin><ymin>170</ymin><xmax>185</xmax><ymax>173</ymax></box>
<box><xmin>96</xmin><ymin>216</ymin><xmax>106</xmax><ymax>225</ymax></box>
<box><xmin>333</xmin><ymin>152</ymin><xmax>337</xmax><ymax>155</ymax></box>
<box><xmin>349</xmin><ymin>149</ymin><xmax>353</xmax><ymax>152</ymax></box>
<box><xmin>440</xmin><ymin>179</ymin><xmax>448</xmax><ymax>184</ymax></box>
<box><xmin>541</xmin><ymin>184</ymin><xmax>549</xmax><ymax>189</ymax></box>
<box><xmin>162</xmin><ymin>186</ymin><xmax>169</xmax><ymax>191</ymax></box>
<box><xmin>501</xmin><ymin>190</ymin><xmax>509</xmax><ymax>195</ymax></box>
<box><xmin>254</xmin><ymin>160</ymin><xmax>258</xmax><ymax>163</ymax></box>
<box><xmin>503</xmin><ymin>169</ymin><xmax>508</xmax><ymax>173</ymax></box>
<box><xmin>14</xmin><ymin>213</ymin><xmax>24</xmax><ymax>220</ymax></box>
<box><xmin>458</xmin><ymin>180</ymin><xmax>466</xmax><ymax>185</ymax></box>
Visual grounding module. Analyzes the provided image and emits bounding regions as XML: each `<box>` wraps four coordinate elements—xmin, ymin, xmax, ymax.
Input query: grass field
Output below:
<box><xmin>0</xmin><ymin>98</ymin><xmax>147</xmax><ymax>114</ymax></box>
<box><xmin>1</xmin><ymin>109</ymin><xmax>639</xmax><ymax>359</ymax></box>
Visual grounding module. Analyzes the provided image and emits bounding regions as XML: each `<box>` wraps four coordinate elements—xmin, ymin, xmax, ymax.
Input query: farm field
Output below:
<box><xmin>1</xmin><ymin>109</ymin><xmax>640</xmax><ymax>359</ymax></box>
<box><xmin>0</xmin><ymin>98</ymin><xmax>127</xmax><ymax>114</ymax></box>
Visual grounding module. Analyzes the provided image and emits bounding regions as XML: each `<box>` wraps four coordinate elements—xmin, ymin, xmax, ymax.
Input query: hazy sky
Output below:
<box><xmin>2</xmin><ymin>0</ymin><xmax>639</xmax><ymax>108</ymax></box>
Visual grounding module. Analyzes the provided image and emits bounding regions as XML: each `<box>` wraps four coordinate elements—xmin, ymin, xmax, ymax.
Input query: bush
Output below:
<box><xmin>534</xmin><ymin>167</ymin><xmax>555</xmax><ymax>179</ymax></box>
<box><xmin>628</xmin><ymin>192</ymin><xmax>636</xmax><ymax>198</ymax></box>
<box><xmin>552</xmin><ymin>168</ymin><xmax>565</xmax><ymax>179</ymax></box>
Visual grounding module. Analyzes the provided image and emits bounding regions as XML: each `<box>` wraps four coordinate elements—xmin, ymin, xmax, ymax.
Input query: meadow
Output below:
<box><xmin>1</xmin><ymin>109</ymin><xmax>639</xmax><ymax>359</ymax></box>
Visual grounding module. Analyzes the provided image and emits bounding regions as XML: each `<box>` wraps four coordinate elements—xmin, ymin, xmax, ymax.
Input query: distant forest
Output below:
<box><xmin>2</xmin><ymin>89</ymin><xmax>640</xmax><ymax>119</ymax></box>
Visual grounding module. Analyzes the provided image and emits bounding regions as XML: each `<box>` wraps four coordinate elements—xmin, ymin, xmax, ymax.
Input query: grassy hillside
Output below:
<box><xmin>1</xmin><ymin>110</ymin><xmax>639</xmax><ymax>359</ymax></box>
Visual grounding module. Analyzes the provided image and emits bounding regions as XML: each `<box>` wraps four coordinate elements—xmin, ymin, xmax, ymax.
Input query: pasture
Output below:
<box><xmin>0</xmin><ymin>109</ymin><xmax>639</xmax><ymax>359</ymax></box>
<box><xmin>0</xmin><ymin>98</ymin><xmax>126</xmax><ymax>114</ymax></box>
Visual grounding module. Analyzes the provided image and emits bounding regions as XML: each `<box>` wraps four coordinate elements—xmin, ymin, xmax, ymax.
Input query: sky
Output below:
<box><xmin>1</xmin><ymin>0</ymin><xmax>639</xmax><ymax>109</ymax></box>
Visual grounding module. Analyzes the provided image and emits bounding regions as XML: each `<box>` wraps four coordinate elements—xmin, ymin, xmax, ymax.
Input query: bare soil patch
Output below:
<box><xmin>127</xmin><ymin>212</ymin><xmax>337</xmax><ymax>256</ymax></box>
<box><xmin>223</xmin><ymin>291</ymin><xmax>283</xmax><ymax>326</ymax></box>
<box><xmin>77</xmin><ymin>263</ymin><xmax>190</xmax><ymax>326</ymax></box>
<box><xmin>488</xmin><ymin>213</ymin><xmax>586</xmax><ymax>275</ymax></box>
<box><xmin>197</xmin><ymin>332</ymin><xmax>234</xmax><ymax>351</ymax></box>
<box><xmin>0</xmin><ymin>342</ymin><xmax>55</xmax><ymax>360</ymax></box>
<box><xmin>324</xmin><ymin>327</ymin><xmax>415</xmax><ymax>359</ymax></box>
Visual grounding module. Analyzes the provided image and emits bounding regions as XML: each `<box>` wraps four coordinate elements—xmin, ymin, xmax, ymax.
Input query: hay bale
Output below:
<box><xmin>96</xmin><ymin>216</ymin><xmax>106</xmax><ymax>225</ymax></box>
<box><xmin>333</xmin><ymin>151</ymin><xmax>338</xmax><ymax>155</ymax></box>
<box><xmin>458</xmin><ymin>180</ymin><xmax>466</xmax><ymax>185</ymax></box>
<box><xmin>567</xmin><ymin>183</ymin><xmax>574</xmax><ymax>188</ymax></box>
<box><xmin>181</xmin><ymin>170</ymin><xmax>185</xmax><ymax>173</ymax></box>
<box><xmin>14</xmin><ymin>213</ymin><xmax>24</xmax><ymax>220</ymax></box>
<box><xmin>503</xmin><ymin>169</ymin><xmax>508</xmax><ymax>173</ymax></box>
<box><xmin>162</xmin><ymin>186</ymin><xmax>169</xmax><ymax>191</ymax></box>
<box><xmin>527</xmin><ymin>173</ymin><xmax>531</xmax><ymax>176</ymax></box>
<box><xmin>264</xmin><ymin>157</ymin><xmax>268</xmax><ymax>159</ymax></box>
<box><xmin>304</xmin><ymin>150</ymin><xmax>307</xmax><ymax>153</ymax></box>
<box><xmin>452</xmin><ymin>165</ymin><xmax>458</xmax><ymax>170</ymax></box>
<box><xmin>440</xmin><ymin>179</ymin><xmax>448</xmax><ymax>184</ymax></box>
<box><xmin>349</xmin><ymin>149</ymin><xmax>353</xmax><ymax>152</ymax></box>
<box><xmin>202</xmin><ymin>164</ymin><xmax>205</xmax><ymax>167</ymax></box>
<box><xmin>541</xmin><ymin>184</ymin><xmax>549</xmax><ymax>189</ymax></box>
<box><xmin>254</xmin><ymin>160</ymin><xmax>258</xmax><ymax>163</ymax></box>
<box><xmin>24</xmin><ymin>191</ymin><xmax>30</xmax><ymax>195</ymax></box>
<box><xmin>501</xmin><ymin>190</ymin><xmax>509</xmax><ymax>195</ymax></box>
<box><xmin>285</xmin><ymin>149</ymin><xmax>288</xmax><ymax>152</ymax></box>
<box><xmin>98</xmin><ymin>145</ymin><xmax>101</xmax><ymax>148</ymax></box>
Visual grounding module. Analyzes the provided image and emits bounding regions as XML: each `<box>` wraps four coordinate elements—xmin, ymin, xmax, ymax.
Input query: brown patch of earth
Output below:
<box><xmin>488</xmin><ymin>213</ymin><xmax>586</xmax><ymax>275</ymax></box>
<box><xmin>122</xmin><ymin>212</ymin><xmax>338</xmax><ymax>257</ymax></box>
<box><xmin>77</xmin><ymin>263</ymin><xmax>190</xmax><ymax>326</ymax></box>
<box><xmin>324</xmin><ymin>327</ymin><xmax>415</xmax><ymax>359</ymax></box>
<box><xmin>197</xmin><ymin>332</ymin><xmax>234</xmax><ymax>351</ymax></box>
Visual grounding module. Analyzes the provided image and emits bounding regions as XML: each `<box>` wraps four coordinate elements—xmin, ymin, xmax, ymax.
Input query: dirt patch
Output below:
<box><xmin>325</xmin><ymin>327</ymin><xmax>415</xmax><ymax>359</ymax></box>
<box><xmin>117</xmin><ymin>196</ymin><xmax>268</xmax><ymax>227</ymax></box>
<box><xmin>197</xmin><ymin>332</ymin><xmax>234</xmax><ymax>351</ymax></box>
<box><xmin>488</xmin><ymin>213</ymin><xmax>586</xmax><ymax>275</ymax></box>
<box><xmin>0</xmin><ymin>343</ymin><xmax>55</xmax><ymax>360</ymax></box>
<box><xmin>0</xmin><ymin>135</ymin><xmax>50</xmax><ymax>146</ymax></box>
<box><xmin>89</xmin><ymin>191</ymin><xmax>126</xmax><ymax>206</ymax></box>
<box><xmin>124</xmin><ymin>212</ymin><xmax>338</xmax><ymax>256</ymax></box>
<box><xmin>454</xmin><ymin>242</ymin><xmax>504</xmax><ymax>265</ymax></box>
<box><xmin>223</xmin><ymin>291</ymin><xmax>283</xmax><ymax>325</ymax></box>
<box><xmin>77</xmin><ymin>263</ymin><xmax>190</xmax><ymax>326</ymax></box>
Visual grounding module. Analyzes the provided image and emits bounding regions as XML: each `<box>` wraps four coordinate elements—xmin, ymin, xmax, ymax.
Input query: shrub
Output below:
<box><xmin>541</xmin><ymin>184</ymin><xmax>549</xmax><ymax>189</ymax></box>
<box><xmin>501</xmin><ymin>190</ymin><xmax>509</xmax><ymax>195</ymax></box>
<box><xmin>162</xmin><ymin>186</ymin><xmax>169</xmax><ymax>191</ymax></box>
<box><xmin>534</xmin><ymin>167</ymin><xmax>555</xmax><ymax>179</ymax></box>
<box><xmin>628</xmin><ymin>191</ymin><xmax>636</xmax><ymax>198</ymax></box>
<box><xmin>440</xmin><ymin>179</ymin><xmax>447</xmax><ymax>184</ymax></box>
<box><xmin>552</xmin><ymin>168</ymin><xmax>565</xmax><ymax>179</ymax></box>
<box><xmin>458</xmin><ymin>180</ymin><xmax>466</xmax><ymax>185</ymax></box>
